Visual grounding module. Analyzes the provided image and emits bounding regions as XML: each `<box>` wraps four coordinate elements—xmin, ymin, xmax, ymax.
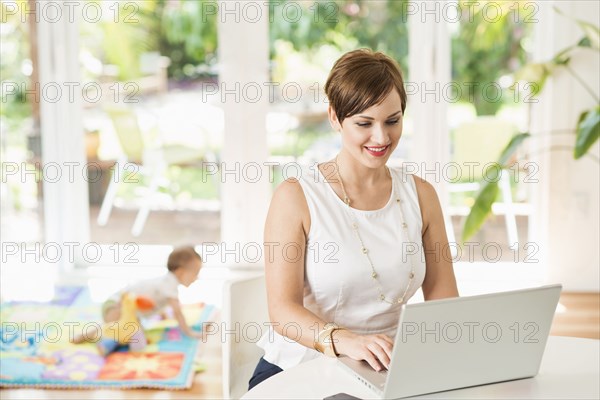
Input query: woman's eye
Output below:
<box><xmin>356</xmin><ymin>120</ymin><xmax>400</xmax><ymax>127</ymax></box>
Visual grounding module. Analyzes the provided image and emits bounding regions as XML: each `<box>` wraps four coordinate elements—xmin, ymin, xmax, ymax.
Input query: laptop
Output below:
<box><xmin>338</xmin><ymin>284</ymin><xmax>562</xmax><ymax>399</ymax></box>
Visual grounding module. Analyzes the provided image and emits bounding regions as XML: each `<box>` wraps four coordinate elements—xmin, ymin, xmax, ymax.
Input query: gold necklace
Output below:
<box><xmin>334</xmin><ymin>155</ymin><xmax>416</xmax><ymax>305</ymax></box>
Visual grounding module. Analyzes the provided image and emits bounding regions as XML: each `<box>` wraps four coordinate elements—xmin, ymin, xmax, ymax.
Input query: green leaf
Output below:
<box><xmin>578</xmin><ymin>37</ymin><xmax>591</xmax><ymax>48</ymax></box>
<box><xmin>576</xmin><ymin>20</ymin><xmax>600</xmax><ymax>50</ymax></box>
<box><xmin>513</xmin><ymin>62</ymin><xmax>553</xmax><ymax>96</ymax></box>
<box><xmin>498</xmin><ymin>133</ymin><xmax>531</xmax><ymax>166</ymax></box>
<box><xmin>461</xmin><ymin>132</ymin><xmax>530</xmax><ymax>242</ymax></box>
<box><xmin>553</xmin><ymin>55</ymin><xmax>571</xmax><ymax>66</ymax></box>
<box><xmin>574</xmin><ymin>107</ymin><xmax>600</xmax><ymax>159</ymax></box>
<box><xmin>553</xmin><ymin>6</ymin><xmax>600</xmax><ymax>50</ymax></box>
<box><xmin>462</xmin><ymin>174</ymin><xmax>501</xmax><ymax>242</ymax></box>
<box><xmin>552</xmin><ymin>44</ymin><xmax>575</xmax><ymax>65</ymax></box>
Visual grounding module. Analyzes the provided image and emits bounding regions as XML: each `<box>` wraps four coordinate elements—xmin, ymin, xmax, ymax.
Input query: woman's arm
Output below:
<box><xmin>413</xmin><ymin>176</ymin><xmax>460</xmax><ymax>300</ymax></box>
<box><xmin>264</xmin><ymin>178</ymin><xmax>328</xmax><ymax>347</ymax></box>
<box><xmin>265</xmin><ymin>178</ymin><xmax>393</xmax><ymax>371</ymax></box>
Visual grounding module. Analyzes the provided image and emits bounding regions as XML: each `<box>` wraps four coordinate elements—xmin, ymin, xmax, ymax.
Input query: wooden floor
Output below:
<box><xmin>550</xmin><ymin>292</ymin><xmax>600</xmax><ymax>340</ymax></box>
<box><xmin>1</xmin><ymin>293</ymin><xmax>598</xmax><ymax>399</ymax></box>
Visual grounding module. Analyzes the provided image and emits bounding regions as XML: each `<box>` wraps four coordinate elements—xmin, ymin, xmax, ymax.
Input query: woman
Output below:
<box><xmin>249</xmin><ymin>49</ymin><xmax>459</xmax><ymax>390</ymax></box>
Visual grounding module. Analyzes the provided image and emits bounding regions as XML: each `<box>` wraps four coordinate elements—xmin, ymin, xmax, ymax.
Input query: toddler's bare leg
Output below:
<box><xmin>71</xmin><ymin>324</ymin><xmax>102</xmax><ymax>344</ymax></box>
<box><xmin>103</xmin><ymin>306</ymin><xmax>121</xmax><ymax>323</ymax></box>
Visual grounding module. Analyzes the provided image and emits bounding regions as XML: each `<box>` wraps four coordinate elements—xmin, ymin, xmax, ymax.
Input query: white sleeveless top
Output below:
<box><xmin>257</xmin><ymin>165</ymin><xmax>426</xmax><ymax>370</ymax></box>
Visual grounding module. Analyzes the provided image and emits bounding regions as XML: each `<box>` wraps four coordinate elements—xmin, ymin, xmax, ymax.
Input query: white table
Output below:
<box><xmin>242</xmin><ymin>336</ymin><xmax>599</xmax><ymax>399</ymax></box>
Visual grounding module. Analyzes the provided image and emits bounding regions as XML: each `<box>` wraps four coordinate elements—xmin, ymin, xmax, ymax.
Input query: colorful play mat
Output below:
<box><xmin>0</xmin><ymin>286</ymin><xmax>214</xmax><ymax>389</ymax></box>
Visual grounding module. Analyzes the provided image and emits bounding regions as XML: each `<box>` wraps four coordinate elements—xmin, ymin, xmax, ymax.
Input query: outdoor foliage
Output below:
<box><xmin>80</xmin><ymin>0</ymin><xmax>218</xmax><ymax>81</ymax></box>
<box><xmin>451</xmin><ymin>0</ymin><xmax>534</xmax><ymax>115</ymax></box>
<box><xmin>83</xmin><ymin>0</ymin><xmax>412</xmax><ymax>82</ymax></box>
<box><xmin>159</xmin><ymin>0</ymin><xmax>218</xmax><ymax>80</ymax></box>
<box><xmin>269</xmin><ymin>0</ymin><xmax>409</xmax><ymax>73</ymax></box>
<box><xmin>0</xmin><ymin>0</ymin><xmax>33</xmax><ymax>132</ymax></box>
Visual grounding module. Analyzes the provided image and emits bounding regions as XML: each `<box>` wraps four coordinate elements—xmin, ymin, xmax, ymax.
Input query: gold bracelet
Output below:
<box><xmin>313</xmin><ymin>323</ymin><xmax>338</xmax><ymax>357</ymax></box>
<box><xmin>330</xmin><ymin>327</ymin><xmax>347</xmax><ymax>357</ymax></box>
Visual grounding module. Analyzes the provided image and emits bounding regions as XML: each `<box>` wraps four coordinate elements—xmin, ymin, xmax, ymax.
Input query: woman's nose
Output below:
<box><xmin>371</xmin><ymin>123</ymin><xmax>389</xmax><ymax>144</ymax></box>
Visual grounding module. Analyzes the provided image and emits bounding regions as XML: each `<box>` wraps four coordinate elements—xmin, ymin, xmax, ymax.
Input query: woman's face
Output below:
<box><xmin>330</xmin><ymin>89</ymin><xmax>403</xmax><ymax>169</ymax></box>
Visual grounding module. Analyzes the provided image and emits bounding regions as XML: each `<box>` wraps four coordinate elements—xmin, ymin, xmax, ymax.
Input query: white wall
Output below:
<box><xmin>531</xmin><ymin>1</ymin><xmax>600</xmax><ymax>291</ymax></box>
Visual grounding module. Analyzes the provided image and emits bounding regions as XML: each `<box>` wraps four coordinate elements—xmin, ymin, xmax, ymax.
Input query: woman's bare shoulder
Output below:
<box><xmin>272</xmin><ymin>178</ymin><xmax>306</xmax><ymax>206</ymax></box>
<box><xmin>411</xmin><ymin>175</ymin><xmax>438</xmax><ymax>200</ymax></box>
<box><xmin>410</xmin><ymin>175</ymin><xmax>442</xmax><ymax>232</ymax></box>
<box><xmin>268</xmin><ymin>178</ymin><xmax>311</xmax><ymax>234</ymax></box>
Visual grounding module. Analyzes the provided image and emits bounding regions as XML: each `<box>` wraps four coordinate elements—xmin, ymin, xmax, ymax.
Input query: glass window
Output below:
<box><xmin>1</xmin><ymin>4</ymin><xmax>44</xmax><ymax>244</ymax></box>
<box><xmin>447</xmin><ymin>0</ymin><xmax>535</xmax><ymax>261</ymax></box>
<box><xmin>78</xmin><ymin>1</ymin><xmax>221</xmax><ymax>246</ymax></box>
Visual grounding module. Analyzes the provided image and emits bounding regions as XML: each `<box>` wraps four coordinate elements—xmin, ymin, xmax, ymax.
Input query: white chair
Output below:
<box><xmin>222</xmin><ymin>274</ymin><xmax>268</xmax><ymax>399</ymax></box>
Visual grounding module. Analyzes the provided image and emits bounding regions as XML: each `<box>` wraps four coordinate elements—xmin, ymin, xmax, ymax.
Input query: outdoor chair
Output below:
<box><xmin>97</xmin><ymin>105</ymin><xmax>205</xmax><ymax>236</ymax></box>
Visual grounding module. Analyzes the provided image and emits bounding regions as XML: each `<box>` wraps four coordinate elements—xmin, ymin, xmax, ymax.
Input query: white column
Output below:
<box><xmin>217</xmin><ymin>1</ymin><xmax>270</xmax><ymax>259</ymax></box>
<box><xmin>37</xmin><ymin>1</ymin><xmax>89</xmax><ymax>270</ymax></box>
<box><xmin>408</xmin><ymin>1</ymin><xmax>452</xmax><ymax>224</ymax></box>
<box><xmin>530</xmin><ymin>1</ymin><xmax>600</xmax><ymax>291</ymax></box>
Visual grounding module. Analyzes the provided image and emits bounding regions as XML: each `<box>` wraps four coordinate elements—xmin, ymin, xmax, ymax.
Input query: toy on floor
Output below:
<box><xmin>97</xmin><ymin>292</ymin><xmax>155</xmax><ymax>356</ymax></box>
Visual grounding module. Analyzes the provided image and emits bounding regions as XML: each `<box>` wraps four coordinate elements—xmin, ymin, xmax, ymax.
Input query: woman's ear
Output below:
<box><xmin>328</xmin><ymin>106</ymin><xmax>342</xmax><ymax>132</ymax></box>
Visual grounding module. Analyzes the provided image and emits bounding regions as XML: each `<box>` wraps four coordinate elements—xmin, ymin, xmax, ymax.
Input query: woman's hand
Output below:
<box><xmin>333</xmin><ymin>329</ymin><xmax>394</xmax><ymax>372</ymax></box>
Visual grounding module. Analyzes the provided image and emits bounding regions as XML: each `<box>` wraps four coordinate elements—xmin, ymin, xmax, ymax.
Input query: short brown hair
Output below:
<box><xmin>325</xmin><ymin>48</ymin><xmax>407</xmax><ymax>125</ymax></box>
<box><xmin>167</xmin><ymin>245</ymin><xmax>202</xmax><ymax>272</ymax></box>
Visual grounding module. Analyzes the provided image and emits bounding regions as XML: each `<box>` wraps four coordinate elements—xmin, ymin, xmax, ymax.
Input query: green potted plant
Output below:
<box><xmin>462</xmin><ymin>8</ymin><xmax>599</xmax><ymax>242</ymax></box>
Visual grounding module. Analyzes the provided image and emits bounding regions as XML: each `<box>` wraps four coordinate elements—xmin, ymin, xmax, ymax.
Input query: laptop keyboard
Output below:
<box><xmin>377</xmin><ymin>369</ymin><xmax>388</xmax><ymax>387</ymax></box>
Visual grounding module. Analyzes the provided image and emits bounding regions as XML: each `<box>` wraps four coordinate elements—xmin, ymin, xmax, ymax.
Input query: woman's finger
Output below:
<box><xmin>367</xmin><ymin>342</ymin><xmax>391</xmax><ymax>370</ymax></box>
<box><xmin>377</xmin><ymin>334</ymin><xmax>394</xmax><ymax>346</ymax></box>
<box><xmin>363</xmin><ymin>350</ymin><xmax>384</xmax><ymax>372</ymax></box>
<box><xmin>374</xmin><ymin>336</ymin><xmax>394</xmax><ymax>360</ymax></box>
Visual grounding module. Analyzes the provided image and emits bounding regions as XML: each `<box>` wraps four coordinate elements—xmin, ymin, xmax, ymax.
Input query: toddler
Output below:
<box><xmin>73</xmin><ymin>245</ymin><xmax>203</xmax><ymax>344</ymax></box>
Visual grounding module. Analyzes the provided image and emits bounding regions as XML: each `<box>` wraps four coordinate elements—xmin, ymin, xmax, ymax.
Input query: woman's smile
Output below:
<box><xmin>364</xmin><ymin>144</ymin><xmax>391</xmax><ymax>157</ymax></box>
